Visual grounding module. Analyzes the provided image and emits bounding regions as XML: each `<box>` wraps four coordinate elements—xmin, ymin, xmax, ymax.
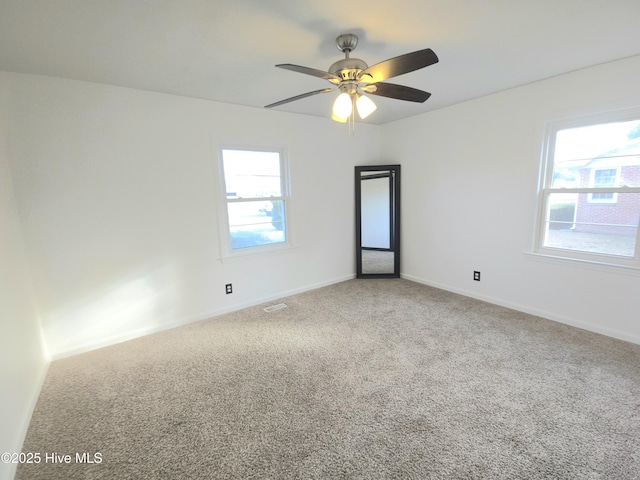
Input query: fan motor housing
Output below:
<box><xmin>329</xmin><ymin>58</ymin><xmax>368</xmax><ymax>81</ymax></box>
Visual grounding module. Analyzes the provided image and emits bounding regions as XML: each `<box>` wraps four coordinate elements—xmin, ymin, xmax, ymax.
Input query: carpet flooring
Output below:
<box><xmin>361</xmin><ymin>250</ymin><xmax>394</xmax><ymax>274</ymax></box>
<box><xmin>17</xmin><ymin>279</ymin><xmax>640</xmax><ymax>479</ymax></box>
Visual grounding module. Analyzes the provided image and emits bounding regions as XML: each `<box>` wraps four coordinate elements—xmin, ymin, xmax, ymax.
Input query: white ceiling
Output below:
<box><xmin>1</xmin><ymin>0</ymin><xmax>639</xmax><ymax>125</ymax></box>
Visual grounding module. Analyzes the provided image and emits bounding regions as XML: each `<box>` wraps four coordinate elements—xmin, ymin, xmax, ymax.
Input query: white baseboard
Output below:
<box><xmin>401</xmin><ymin>273</ymin><xmax>640</xmax><ymax>346</ymax></box>
<box><xmin>3</xmin><ymin>359</ymin><xmax>50</xmax><ymax>480</ymax></box>
<box><xmin>50</xmin><ymin>274</ymin><xmax>356</xmax><ymax>360</ymax></box>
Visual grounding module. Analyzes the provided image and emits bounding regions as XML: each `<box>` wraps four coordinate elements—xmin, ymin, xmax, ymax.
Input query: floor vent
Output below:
<box><xmin>264</xmin><ymin>303</ymin><xmax>287</xmax><ymax>313</ymax></box>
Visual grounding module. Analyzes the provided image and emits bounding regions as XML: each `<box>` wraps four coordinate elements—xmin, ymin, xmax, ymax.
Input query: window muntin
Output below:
<box><xmin>220</xmin><ymin>148</ymin><xmax>289</xmax><ymax>252</ymax></box>
<box><xmin>537</xmin><ymin>112</ymin><xmax>640</xmax><ymax>266</ymax></box>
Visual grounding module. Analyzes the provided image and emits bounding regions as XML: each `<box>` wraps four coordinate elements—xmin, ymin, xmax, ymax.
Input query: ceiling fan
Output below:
<box><xmin>265</xmin><ymin>33</ymin><xmax>439</xmax><ymax>129</ymax></box>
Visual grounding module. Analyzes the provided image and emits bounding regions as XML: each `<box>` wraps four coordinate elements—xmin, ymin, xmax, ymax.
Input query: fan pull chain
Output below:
<box><xmin>349</xmin><ymin>94</ymin><xmax>356</xmax><ymax>136</ymax></box>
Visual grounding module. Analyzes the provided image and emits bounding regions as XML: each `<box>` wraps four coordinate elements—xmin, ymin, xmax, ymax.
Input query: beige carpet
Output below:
<box><xmin>18</xmin><ymin>279</ymin><xmax>640</xmax><ymax>479</ymax></box>
<box><xmin>361</xmin><ymin>250</ymin><xmax>394</xmax><ymax>274</ymax></box>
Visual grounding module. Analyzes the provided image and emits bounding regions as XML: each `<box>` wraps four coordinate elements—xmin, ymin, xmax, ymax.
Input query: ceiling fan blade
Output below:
<box><xmin>276</xmin><ymin>64</ymin><xmax>341</xmax><ymax>84</ymax></box>
<box><xmin>265</xmin><ymin>88</ymin><xmax>335</xmax><ymax>108</ymax></box>
<box><xmin>358</xmin><ymin>48</ymin><xmax>438</xmax><ymax>84</ymax></box>
<box><xmin>366</xmin><ymin>82</ymin><xmax>431</xmax><ymax>103</ymax></box>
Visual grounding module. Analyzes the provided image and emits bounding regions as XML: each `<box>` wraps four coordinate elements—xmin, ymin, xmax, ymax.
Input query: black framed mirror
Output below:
<box><xmin>355</xmin><ymin>164</ymin><xmax>400</xmax><ymax>278</ymax></box>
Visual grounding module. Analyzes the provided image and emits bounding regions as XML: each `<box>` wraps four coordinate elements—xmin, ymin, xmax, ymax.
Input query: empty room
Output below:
<box><xmin>1</xmin><ymin>1</ymin><xmax>639</xmax><ymax>479</ymax></box>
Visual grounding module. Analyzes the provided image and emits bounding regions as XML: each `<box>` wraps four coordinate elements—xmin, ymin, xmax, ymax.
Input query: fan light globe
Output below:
<box><xmin>331</xmin><ymin>111</ymin><xmax>348</xmax><ymax>123</ymax></box>
<box><xmin>356</xmin><ymin>95</ymin><xmax>377</xmax><ymax>119</ymax></box>
<box><xmin>332</xmin><ymin>92</ymin><xmax>352</xmax><ymax>120</ymax></box>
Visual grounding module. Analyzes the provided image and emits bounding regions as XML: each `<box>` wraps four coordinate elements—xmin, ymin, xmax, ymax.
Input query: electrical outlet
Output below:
<box><xmin>473</xmin><ymin>271</ymin><xmax>481</xmax><ymax>281</ymax></box>
<box><xmin>225</xmin><ymin>283</ymin><xmax>233</xmax><ymax>294</ymax></box>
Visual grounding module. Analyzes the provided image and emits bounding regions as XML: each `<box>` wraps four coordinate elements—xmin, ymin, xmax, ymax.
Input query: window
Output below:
<box><xmin>536</xmin><ymin>109</ymin><xmax>640</xmax><ymax>267</ymax></box>
<box><xmin>588</xmin><ymin>168</ymin><xmax>619</xmax><ymax>203</ymax></box>
<box><xmin>219</xmin><ymin>148</ymin><xmax>290</xmax><ymax>253</ymax></box>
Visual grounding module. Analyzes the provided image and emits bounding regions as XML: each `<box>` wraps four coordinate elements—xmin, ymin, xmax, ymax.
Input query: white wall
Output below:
<box><xmin>5</xmin><ymin>73</ymin><xmax>381</xmax><ymax>359</ymax></box>
<box><xmin>4</xmin><ymin>55</ymin><xmax>640</xmax><ymax>479</ymax></box>
<box><xmin>382</xmin><ymin>55</ymin><xmax>640</xmax><ymax>344</ymax></box>
<box><xmin>0</xmin><ymin>72</ymin><xmax>49</xmax><ymax>480</ymax></box>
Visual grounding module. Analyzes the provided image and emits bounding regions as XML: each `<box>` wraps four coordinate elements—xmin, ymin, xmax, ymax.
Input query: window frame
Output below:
<box><xmin>217</xmin><ymin>145</ymin><xmax>293</xmax><ymax>258</ymax></box>
<box><xmin>534</xmin><ymin>107</ymin><xmax>640</xmax><ymax>269</ymax></box>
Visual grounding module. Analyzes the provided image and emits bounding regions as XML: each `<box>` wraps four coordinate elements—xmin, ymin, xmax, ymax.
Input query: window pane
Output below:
<box><xmin>592</xmin><ymin>169</ymin><xmax>617</xmax><ymax>187</ymax></box>
<box><xmin>552</xmin><ymin>120</ymin><xmax>640</xmax><ymax>188</ymax></box>
<box><xmin>228</xmin><ymin>200</ymin><xmax>286</xmax><ymax>249</ymax></box>
<box><xmin>544</xmin><ymin>192</ymin><xmax>639</xmax><ymax>257</ymax></box>
<box><xmin>222</xmin><ymin>150</ymin><xmax>282</xmax><ymax>198</ymax></box>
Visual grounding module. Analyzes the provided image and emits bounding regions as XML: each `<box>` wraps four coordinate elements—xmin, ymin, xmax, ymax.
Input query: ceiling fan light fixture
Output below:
<box><xmin>331</xmin><ymin>110</ymin><xmax>348</xmax><ymax>123</ymax></box>
<box><xmin>356</xmin><ymin>94</ymin><xmax>377</xmax><ymax>119</ymax></box>
<box><xmin>332</xmin><ymin>92</ymin><xmax>352</xmax><ymax>121</ymax></box>
<box><xmin>267</xmin><ymin>33</ymin><xmax>438</xmax><ymax>132</ymax></box>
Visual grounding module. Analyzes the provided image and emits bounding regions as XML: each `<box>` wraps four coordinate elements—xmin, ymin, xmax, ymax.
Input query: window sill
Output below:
<box><xmin>523</xmin><ymin>250</ymin><xmax>640</xmax><ymax>276</ymax></box>
<box><xmin>218</xmin><ymin>242</ymin><xmax>299</xmax><ymax>263</ymax></box>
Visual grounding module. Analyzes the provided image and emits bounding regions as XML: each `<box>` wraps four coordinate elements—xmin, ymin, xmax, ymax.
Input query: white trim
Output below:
<box><xmin>534</xmin><ymin>245</ymin><xmax>639</xmax><ymax>267</ymax></box>
<box><xmin>49</xmin><ymin>274</ymin><xmax>355</xmax><ymax>360</ymax></box>
<box><xmin>5</xmin><ymin>359</ymin><xmax>50</xmax><ymax>480</ymax></box>
<box><xmin>523</xmin><ymin>250</ymin><xmax>640</xmax><ymax>276</ymax></box>
<box><xmin>546</xmin><ymin>187</ymin><xmax>640</xmax><ymax>194</ymax></box>
<box><xmin>401</xmin><ymin>272</ymin><xmax>640</xmax><ymax>345</ymax></box>
<box><xmin>534</xmin><ymin>106</ymin><xmax>640</xmax><ymax>266</ymax></box>
<box><xmin>543</xmin><ymin>105</ymin><xmax>640</xmax><ymax>131</ymax></box>
<box><xmin>217</xmin><ymin>146</ymin><xmax>294</xmax><ymax>259</ymax></box>
<box><xmin>217</xmin><ymin>242</ymin><xmax>300</xmax><ymax>264</ymax></box>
